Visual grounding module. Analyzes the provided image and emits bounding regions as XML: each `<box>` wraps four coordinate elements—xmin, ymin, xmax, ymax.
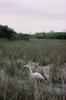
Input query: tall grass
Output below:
<box><xmin>0</xmin><ymin>39</ymin><xmax>66</xmax><ymax>100</ymax></box>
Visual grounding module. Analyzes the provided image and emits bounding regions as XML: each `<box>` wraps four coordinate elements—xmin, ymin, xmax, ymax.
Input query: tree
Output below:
<box><xmin>0</xmin><ymin>25</ymin><xmax>17</xmax><ymax>40</ymax></box>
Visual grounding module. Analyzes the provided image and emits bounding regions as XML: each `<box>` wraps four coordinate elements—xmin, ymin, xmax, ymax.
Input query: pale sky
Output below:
<box><xmin>0</xmin><ymin>0</ymin><xmax>66</xmax><ymax>33</ymax></box>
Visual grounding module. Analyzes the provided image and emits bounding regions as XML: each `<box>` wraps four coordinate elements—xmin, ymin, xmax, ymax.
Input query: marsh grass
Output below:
<box><xmin>0</xmin><ymin>39</ymin><xmax>66</xmax><ymax>100</ymax></box>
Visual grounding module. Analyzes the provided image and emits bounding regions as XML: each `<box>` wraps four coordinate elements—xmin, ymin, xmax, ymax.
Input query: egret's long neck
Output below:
<box><xmin>28</xmin><ymin>67</ymin><xmax>33</xmax><ymax>76</ymax></box>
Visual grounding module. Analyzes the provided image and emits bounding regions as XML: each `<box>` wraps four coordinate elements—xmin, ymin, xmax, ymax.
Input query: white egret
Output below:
<box><xmin>24</xmin><ymin>65</ymin><xmax>48</xmax><ymax>81</ymax></box>
<box><xmin>24</xmin><ymin>65</ymin><xmax>49</xmax><ymax>100</ymax></box>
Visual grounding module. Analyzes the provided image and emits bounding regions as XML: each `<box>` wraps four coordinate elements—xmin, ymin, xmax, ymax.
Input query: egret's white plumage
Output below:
<box><xmin>32</xmin><ymin>72</ymin><xmax>44</xmax><ymax>80</ymax></box>
<box><xmin>24</xmin><ymin>65</ymin><xmax>45</xmax><ymax>80</ymax></box>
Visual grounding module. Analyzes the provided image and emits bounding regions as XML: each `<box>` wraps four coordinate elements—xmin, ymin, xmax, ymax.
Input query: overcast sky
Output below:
<box><xmin>0</xmin><ymin>0</ymin><xmax>66</xmax><ymax>33</ymax></box>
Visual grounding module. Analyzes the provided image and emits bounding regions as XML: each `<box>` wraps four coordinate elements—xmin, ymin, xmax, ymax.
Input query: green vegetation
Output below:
<box><xmin>0</xmin><ymin>25</ymin><xmax>17</xmax><ymax>40</ymax></box>
<box><xmin>33</xmin><ymin>31</ymin><xmax>66</xmax><ymax>39</ymax></box>
<box><xmin>0</xmin><ymin>24</ymin><xmax>66</xmax><ymax>100</ymax></box>
<box><xmin>0</xmin><ymin>24</ymin><xmax>66</xmax><ymax>40</ymax></box>
<box><xmin>0</xmin><ymin>25</ymin><xmax>30</xmax><ymax>40</ymax></box>
<box><xmin>0</xmin><ymin>38</ymin><xmax>66</xmax><ymax>100</ymax></box>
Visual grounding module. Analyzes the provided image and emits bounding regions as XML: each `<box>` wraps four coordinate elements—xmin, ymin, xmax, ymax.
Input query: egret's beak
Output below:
<box><xmin>43</xmin><ymin>75</ymin><xmax>49</xmax><ymax>83</ymax></box>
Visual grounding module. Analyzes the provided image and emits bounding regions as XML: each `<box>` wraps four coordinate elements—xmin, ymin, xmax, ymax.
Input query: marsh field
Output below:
<box><xmin>0</xmin><ymin>39</ymin><xmax>66</xmax><ymax>100</ymax></box>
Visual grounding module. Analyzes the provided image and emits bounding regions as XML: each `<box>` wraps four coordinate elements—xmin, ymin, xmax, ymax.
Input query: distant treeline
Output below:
<box><xmin>0</xmin><ymin>25</ymin><xmax>66</xmax><ymax>40</ymax></box>
<box><xmin>33</xmin><ymin>32</ymin><xmax>66</xmax><ymax>39</ymax></box>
